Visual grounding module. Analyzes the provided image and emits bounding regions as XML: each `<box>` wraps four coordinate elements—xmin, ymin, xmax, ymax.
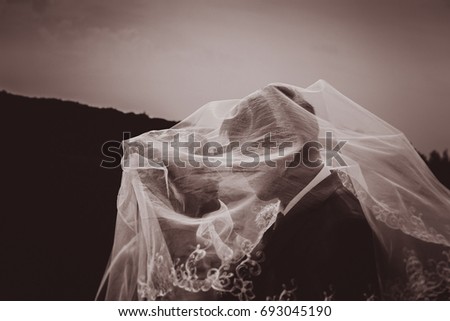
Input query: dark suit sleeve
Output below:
<box><xmin>328</xmin><ymin>197</ymin><xmax>379</xmax><ymax>299</ymax></box>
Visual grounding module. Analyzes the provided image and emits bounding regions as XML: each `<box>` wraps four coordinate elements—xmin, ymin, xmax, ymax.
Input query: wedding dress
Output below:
<box><xmin>97</xmin><ymin>80</ymin><xmax>450</xmax><ymax>300</ymax></box>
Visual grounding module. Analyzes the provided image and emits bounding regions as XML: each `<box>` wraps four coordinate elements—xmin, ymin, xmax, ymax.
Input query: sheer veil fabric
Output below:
<box><xmin>97</xmin><ymin>80</ymin><xmax>450</xmax><ymax>300</ymax></box>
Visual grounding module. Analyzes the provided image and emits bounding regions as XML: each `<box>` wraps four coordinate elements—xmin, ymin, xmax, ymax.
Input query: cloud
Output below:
<box><xmin>0</xmin><ymin>0</ymin><xmax>449</xmax><ymax>153</ymax></box>
<box><xmin>4</xmin><ymin>0</ymin><xmax>49</xmax><ymax>13</ymax></box>
<box><xmin>32</xmin><ymin>0</ymin><xmax>48</xmax><ymax>13</ymax></box>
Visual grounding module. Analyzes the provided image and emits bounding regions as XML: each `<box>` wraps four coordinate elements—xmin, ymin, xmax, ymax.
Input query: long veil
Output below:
<box><xmin>97</xmin><ymin>80</ymin><xmax>450</xmax><ymax>300</ymax></box>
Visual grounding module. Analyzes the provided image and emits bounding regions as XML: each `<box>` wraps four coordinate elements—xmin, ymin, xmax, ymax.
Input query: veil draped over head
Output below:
<box><xmin>97</xmin><ymin>80</ymin><xmax>450</xmax><ymax>300</ymax></box>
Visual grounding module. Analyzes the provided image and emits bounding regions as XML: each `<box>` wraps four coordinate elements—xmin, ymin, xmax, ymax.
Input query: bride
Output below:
<box><xmin>97</xmin><ymin>80</ymin><xmax>450</xmax><ymax>300</ymax></box>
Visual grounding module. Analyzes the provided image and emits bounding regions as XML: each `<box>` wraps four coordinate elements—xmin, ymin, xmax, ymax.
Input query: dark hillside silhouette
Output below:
<box><xmin>418</xmin><ymin>150</ymin><xmax>450</xmax><ymax>190</ymax></box>
<box><xmin>0</xmin><ymin>90</ymin><xmax>448</xmax><ymax>300</ymax></box>
<box><xmin>1</xmin><ymin>90</ymin><xmax>176</xmax><ymax>300</ymax></box>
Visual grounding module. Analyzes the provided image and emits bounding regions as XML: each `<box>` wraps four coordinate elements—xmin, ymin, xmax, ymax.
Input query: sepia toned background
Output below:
<box><xmin>1</xmin><ymin>0</ymin><xmax>449</xmax><ymax>153</ymax></box>
<box><xmin>1</xmin><ymin>0</ymin><xmax>449</xmax><ymax>300</ymax></box>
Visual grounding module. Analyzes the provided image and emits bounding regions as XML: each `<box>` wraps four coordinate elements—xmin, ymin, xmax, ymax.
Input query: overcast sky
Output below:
<box><xmin>1</xmin><ymin>0</ymin><xmax>449</xmax><ymax>153</ymax></box>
